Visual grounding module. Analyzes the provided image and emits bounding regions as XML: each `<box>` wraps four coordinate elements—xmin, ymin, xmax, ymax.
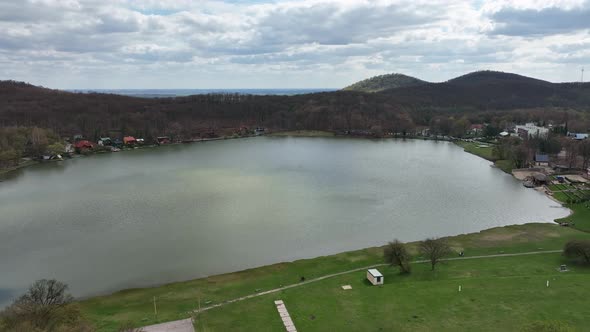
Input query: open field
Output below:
<box><xmin>79</xmin><ymin>224</ymin><xmax>590</xmax><ymax>331</ymax></box>
<box><xmin>454</xmin><ymin>141</ymin><xmax>496</xmax><ymax>161</ymax></box>
<box><xmin>197</xmin><ymin>253</ymin><xmax>590</xmax><ymax>331</ymax></box>
<box><xmin>556</xmin><ymin>203</ymin><xmax>590</xmax><ymax>232</ymax></box>
<box><xmin>454</xmin><ymin>141</ymin><xmax>514</xmax><ymax>174</ymax></box>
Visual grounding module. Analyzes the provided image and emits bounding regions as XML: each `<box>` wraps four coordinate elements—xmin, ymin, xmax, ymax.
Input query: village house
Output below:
<box><xmin>157</xmin><ymin>136</ymin><xmax>171</xmax><ymax>145</ymax></box>
<box><xmin>74</xmin><ymin>140</ymin><xmax>94</xmax><ymax>153</ymax></box>
<box><xmin>568</xmin><ymin>132</ymin><xmax>589</xmax><ymax>140</ymax></box>
<box><xmin>97</xmin><ymin>137</ymin><xmax>112</xmax><ymax>146</ymax></box>
<box><xmin>469</xmin><ymin>124</ymin><xmax>484</xmax><ymax>135</ymax></box>
<box><xmin>123</xmin><ymin>136</ymin><xmax>137</xmax><ymax>145</ymax></box>
<box><xmin>534</xmin><ymin>154</ymin><xmax>550</xmax><ymax>167</ymax></box>
<box><xmin>515</xmin><ymin>123</ymin><xmax>549</xmax><ymax>139</ymax></box>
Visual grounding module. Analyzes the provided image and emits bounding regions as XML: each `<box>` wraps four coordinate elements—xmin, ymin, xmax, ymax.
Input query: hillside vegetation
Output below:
<box><xmin>343</xmin><ymin>73</ymin><xmax>427</xmax><ymax>92</ymax></box>
<box><xmin>2</xmin><ymin>71</ymin><xmax>590</xmax><ymax>168</ymax></box>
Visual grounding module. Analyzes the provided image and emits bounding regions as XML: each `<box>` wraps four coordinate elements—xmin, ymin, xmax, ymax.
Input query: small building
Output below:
<box><xmin>157</xmin><ymin>136</ymin><xmax>171</xmax><ymax>145</ymax></box>
<box><xmin>470</xmin><ymin>124</ymin><xmax>484</xmax><ymax>135</ymax></box>
<box><xmin>574</xmin><ymin>133</ymin><xmax>589</xmax><ymax>140</ymax></box>
<box><xmin>366</xmin><ymin>269</ymin><xmax>383</xmax><ymax>286</ymax></box>
<box><xmin>123</xmin><ymin>136</ymin><xmax>137</xmax><ymax>145</ymax></box>
<box><xmin>534</xmin><ymin>154</ymin><xmax>550</xmax><ymax>167</ymax></box>
<box><xmin>499</xmin><ymin>131</ymin><xmax>509</xmax><ymax>137</ymax></box>
<box><xmin>98</xmin><ymin>137</ymin><xmax>112</xmax><ymax>146</ymax></box>
<box><xmin>515</xmin><ymin>123</ymin><xmax>549</xmax><ymax>139</ymax></box>
<box><xmin>74</xmin><ymin>140</ymin><xmax>94</xmax><ymax>152</ymax></box>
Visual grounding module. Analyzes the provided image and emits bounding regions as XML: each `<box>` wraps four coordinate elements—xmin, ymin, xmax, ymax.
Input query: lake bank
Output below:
<box><xmin>0</xmin><ymin>137</ymin><xmax>569</xmax><ymax>310</ymax></box>
<box><xmin>79</xmin><ymin>223</ymin><xmax>590</xmax><ymax>331</ymax></box>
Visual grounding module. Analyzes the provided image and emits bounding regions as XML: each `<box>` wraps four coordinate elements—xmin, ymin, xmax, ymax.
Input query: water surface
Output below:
<box><xmin>0</xmin><ymin>137</ymin><xmax>568</xmax><ymax>305</ymax></box>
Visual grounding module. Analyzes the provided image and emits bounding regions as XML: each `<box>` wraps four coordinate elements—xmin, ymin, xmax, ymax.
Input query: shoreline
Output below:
<box><xmin>78</xmin><ymin>222</ymin><xmax>590</xmax><ymax>331</ymax></box>
<box><xmin>0</xmin><ymin>134</ymin><xmax>261</xmax><ymax>181</ymax></box>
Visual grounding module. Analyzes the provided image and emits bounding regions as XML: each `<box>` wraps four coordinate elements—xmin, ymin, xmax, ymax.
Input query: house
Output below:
<box><xmin>112</xmin><ymin>139</ymin><xmax>123</xmax><ymax>148</ymax></box>
<box><xmin>515</xmin><ymin>123</ymin><xmax>549</xmax><ymax>139</ymax></box>
<box><xmin>470</xmin><ymin>124</ymin><xmax>484</xmax><ymax>135</ymax></box>
<box><xmin>98</xmin><ymin>137</ymin><xmax>112</xmax><ymax>146</ymax></box>
<box><xmin>254</xmin><ymin>127</ymin><xmax>266</xmax><ymax>136</ymax></box>
<box><xmin>123</xmin><ymin>136</ymin><xmax>137</xmax><ymax>145</ymax></box>
<box><xmin>74</xmin><ymin>140</ymin><xmax>94</xmax><ymax>152</ymax></box>
<box><xmin>569</xmin><ymin>133</ymin><xmax>589</xmax><ymax>140</ymax></box>
<box><xmin>534</xmin><ymin>154</ymin><xmax>550</xmax><ymax>167</ymax></box>
<box><xmin>157</xmin><ymin>136</ymin><xmax>171</xmax><ymax>145</ymax></box>
<box><xmin>366</xmin><ymin>269</ymin><xmax>383</xmax><ymax>286</ymax></box>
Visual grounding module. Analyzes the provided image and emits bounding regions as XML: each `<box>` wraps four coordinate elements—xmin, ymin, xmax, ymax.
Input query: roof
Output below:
<box><xmin>535</xmin><ymin>154</ymin><xmax>549</xmax><ymax>162</ymax></box>
<box><xmin>499</xmin><ymin>131</ymin><xmax>509</xmax><ymax>136</ymax></box>
<box><xmin>74</xmin><ymin>140</ymin><xmax>93</xmax><ymax>148</ymax></box>
<box><xmin>470</xmin><ymin>124</ymin><xmax>484</xmax><ymax>129</ymax></box>
<box><xmin>367</xmin><ymin>269</ymin><xmax>383</xmax><ymax>277</ymax></box>
<box><xmin>533</xmin><ymin>173</ymin><xmax>548</xmax><ymax>181</ymax></box>
<box><xmin>575</xmin><ymin>134</ymin><xmax>589</xmax><ymax>140</ymax></box>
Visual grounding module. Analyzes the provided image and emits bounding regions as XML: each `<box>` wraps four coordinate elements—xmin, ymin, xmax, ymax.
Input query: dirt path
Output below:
<box><xmin>193</xmin><ymin>250</ymin><xmax>562</xmax><ymax>314</ymax></box>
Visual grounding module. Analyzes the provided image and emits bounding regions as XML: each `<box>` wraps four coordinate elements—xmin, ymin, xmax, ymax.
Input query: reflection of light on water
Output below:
<box><xmin>0</xmin><ymin>137</ymin><xmax>571</xmax><ymax>303</ymax></box>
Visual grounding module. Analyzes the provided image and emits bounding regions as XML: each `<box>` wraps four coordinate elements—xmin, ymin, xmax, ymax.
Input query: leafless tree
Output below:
<box><xmin>384</xmin><ymin>240</ymin><xmax>411</xmax><ymax>273</ymax></box>
<box><xmin>420</xmin><ymin>238</ymin><xmax>451</xmax><ymax>271</ymax></box>
<box><xmin>564</xmin><ymin>240</ymin><xmax>590</xmax><ymax>264</ymax></box>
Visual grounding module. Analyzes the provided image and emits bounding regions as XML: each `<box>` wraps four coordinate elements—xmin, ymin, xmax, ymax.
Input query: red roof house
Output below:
<box><xmin>74</xmin><ymin>140</ymin><xmax>94</xmax><ymax>150</ymax></box>
<box><xmin>123</xmin><ymin>136</ymin><xmax>137</xmax><ymax>145</ymax></box>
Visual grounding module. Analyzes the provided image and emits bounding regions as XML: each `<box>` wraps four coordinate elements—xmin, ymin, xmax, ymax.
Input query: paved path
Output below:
<box><xmin>140</xmin><ymin>318</ymin><xmax>194</xmax><ymax>332</ymax></box>
<box><xmin>275</xmin><ymin>300</ymin><xmax>297</xmax><ymax>332</ymax></box>
<box><xmin>193</xmin><ymin>250</ymin><xmax>562</xmax><ymax>314</ymax></box>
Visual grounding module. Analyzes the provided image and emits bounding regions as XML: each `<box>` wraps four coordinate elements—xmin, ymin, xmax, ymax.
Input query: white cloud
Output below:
<box><xmin>0</xmin><ymin>0</ymin><xmax>587</xmax><ymax>88</ymax></box>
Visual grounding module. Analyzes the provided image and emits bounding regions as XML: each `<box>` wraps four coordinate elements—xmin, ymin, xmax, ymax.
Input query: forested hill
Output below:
<box><xmin>1</xmin><ymin>71</ymin><xmax>590</xmax><ymax>144</ymax></box>
<box><xmin>343</xmin><ymin>73</ymin><xmax>427</xmax><ymax>92</ymax></box>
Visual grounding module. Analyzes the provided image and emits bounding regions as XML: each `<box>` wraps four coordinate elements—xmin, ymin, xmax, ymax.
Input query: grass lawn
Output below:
<box><xmin>197</xmin><ymin>253</ymin><xmax>590</xmax><ymax>331</ymax></box>
<box><xmin>269</xmin><ymin>130</ymin><xmax>335</xmax><ymax>137</ymax></box>
<box><xmin>79</xmin><ymin>224</ymin><xmax>590</xmax><ymax>331</ymax></box>
<box><xmin>454</xmin><ymin>141</ymin><xmax>513</xmax><ymax>173</ymax></box>
<box><xmin>455</xmin><ymin>141</ymin><xmax>496</xmax><ymax>161</ymax></box>
<box><xmin>557</xmin><ymin>203</ymin><xmax>590</xmax><ymax>232</ymax></box>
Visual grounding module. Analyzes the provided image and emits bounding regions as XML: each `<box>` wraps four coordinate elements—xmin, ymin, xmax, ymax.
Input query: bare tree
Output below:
<box><xmin>1</xmin><ymin>279</ymin><xmax>74</xmax><ymax>329</ymax></box>
<box><xmin>564</xmin><ymin>240</ymin><xmax>590</xmax><ymax>264</ymax></box>
<box><xmin>384</xmin><ymin>240</ymin><xmax>411</xmax><ymax>273</ymax></box>
<box><xmin>420</xmin><ymin>238</ymin><xmax>451</xmax><ymax>271</ymax></box>
<box><xmin>579</xmin><ymin>140</ymin><xmax>590</xmax><ymax>170</ymax></box>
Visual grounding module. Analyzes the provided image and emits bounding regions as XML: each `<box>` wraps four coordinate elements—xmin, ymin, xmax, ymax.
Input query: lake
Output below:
<box><xmin>0</xmin><ymin>137</ymin><xmax>569</xmax><ymax>306</ymax></box>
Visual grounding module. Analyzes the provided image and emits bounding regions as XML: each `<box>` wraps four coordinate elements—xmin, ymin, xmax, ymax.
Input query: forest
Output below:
<box><xmin>1</xmin><ymin>71</ymin><xmax>590</xmax><ymax>167</ymax></box>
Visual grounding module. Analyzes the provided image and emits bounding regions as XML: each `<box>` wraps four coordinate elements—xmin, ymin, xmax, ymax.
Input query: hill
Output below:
<box><xmin>343</xmin><ymin>73</ymin><xmax>427</xmax><ymax>92</ymax></box>
<box><xmin>1</xmin><ymin>71</ymin><xmax>590</xmax><ymax>159</ymax></box>
<box><xmin>447</xmin><ymin>70</ymin><xmax>551</xmax><ymax>86</ymax></box>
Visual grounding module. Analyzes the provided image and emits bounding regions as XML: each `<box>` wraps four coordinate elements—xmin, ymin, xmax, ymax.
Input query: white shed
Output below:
<box><xmin>367</xmin><ymin>269</ymin><xmax>383</xmax><ymax>285</ymax></box>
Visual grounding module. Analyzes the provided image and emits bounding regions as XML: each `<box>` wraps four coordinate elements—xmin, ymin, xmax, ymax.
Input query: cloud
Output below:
<box><xmin>489</xmin><ymin>4</ymin><xmax>590</xmax><ymax>36</ymax></box>
<box><xmin>0</xmin><ymin>0</ymin><xmax>588</xmax><ymax>88</ymax></box>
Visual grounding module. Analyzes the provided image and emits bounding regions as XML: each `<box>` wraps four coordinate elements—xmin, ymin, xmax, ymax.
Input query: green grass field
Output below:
<box><xmin>454</xmin><ymin>141</ymin><xmax>496</xmax><ymax>161</ymax></box>
<box><xmin>79</xmin><ymin>224</ymin><xmax>590</xmax><ymax>331</ymax></box>
<box><xmin>557</xmin><ymin>203</ymin><xmax>590</xmax><ymax>232</ymax></box>
<box><xmin>197</xmin><ymin>253</ymin><xmax>590</xmax><ymax>331</ymax></box>
<box><xmin>454</xmin><ymin>141</ymin><xmax>514</xmax><ymax>174</ymax></box>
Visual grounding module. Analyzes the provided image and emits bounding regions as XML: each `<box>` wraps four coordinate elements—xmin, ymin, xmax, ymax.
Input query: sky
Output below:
<box><xmin>0</xmin><ymin>0</ymin><xmax>588</xmax><ymax>89</ymax></box>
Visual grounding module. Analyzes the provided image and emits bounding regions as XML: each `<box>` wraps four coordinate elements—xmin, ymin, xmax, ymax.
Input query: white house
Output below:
<box><xmin>367</xmin><ymin>269</ymin><xmax>383</xmax><ymax>286</ymax></box>
<box><xmin>515</xmin><ymin>123</ymin><xmax>549</xmax><ymax>139</ymax></box>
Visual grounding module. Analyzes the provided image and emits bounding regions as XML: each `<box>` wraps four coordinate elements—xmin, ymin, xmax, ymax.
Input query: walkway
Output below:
<box><xmin>275</xmin><ymin>300</ymin><xmax>297</xmax><ymax>332</ymax></box>
<box><xmin>193</xmin><ymin>250</ymin><xmax>562</xmax><ymax>314</ymax></box>
<box><xmin>140</xmin><ymin>318</ymin><xmax>194</xmax><ymax>332</ymax></box>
